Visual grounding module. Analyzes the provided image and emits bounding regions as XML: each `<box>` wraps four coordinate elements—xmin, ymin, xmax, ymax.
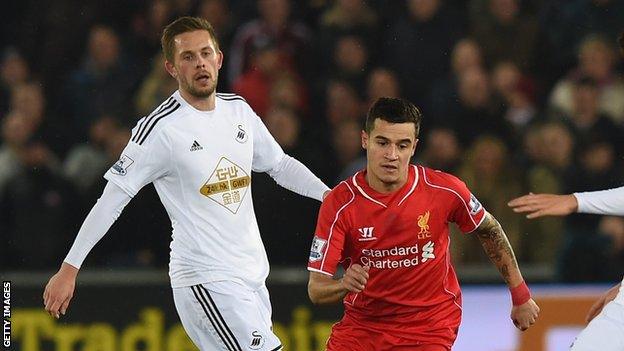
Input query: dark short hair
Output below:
<box><xmin>619</xmin><ymin>31</ymin><xmax>624</xmax><ymax>56</ymax></box>
<box><xmin>365</xmin><ymin>97</ymin><xmax>422</xmax><ymax>138</ymax></box>
<box><xmin>161</xmin><ymin>16</ymin><xmax>219</xmax><ymax>63</ymax></box>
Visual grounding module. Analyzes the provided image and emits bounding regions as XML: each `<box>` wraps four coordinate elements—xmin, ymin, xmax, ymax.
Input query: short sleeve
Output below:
<box><xmin>448</xmin><ymin>178</ymin><xmax>486</xmax><ymax>233</ymax></box>
<box><xmin>104</xmin><ymin>126</ymin><xmax>170</xmax><ymax>197</ymax></box>
<box><xmin>250</xmin><ymin>113</ymin><xmax>285</xmax><ymax>172</ymax></box>
<box><xmin>308</xmin><ymin>186</ymin><xmax>353</xmax><ymax>276</ymax></box>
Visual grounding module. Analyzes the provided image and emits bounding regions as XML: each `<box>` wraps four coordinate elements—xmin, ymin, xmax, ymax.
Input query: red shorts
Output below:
<box><xmin>326</xmin><ymin>302</ymin><xmax>460</xmax><ymax>351</ymax></box>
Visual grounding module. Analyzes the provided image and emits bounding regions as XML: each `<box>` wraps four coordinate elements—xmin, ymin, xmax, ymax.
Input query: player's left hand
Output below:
<box><xmin>511</xmin><ymin>298</ymin><xmax>540</xmax><ymax>331</ymax></box>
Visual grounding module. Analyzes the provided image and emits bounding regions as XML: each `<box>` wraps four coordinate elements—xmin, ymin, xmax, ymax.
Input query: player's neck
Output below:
<box><xmin>179</xmin><ymin>89</ymin><xmax>216</xmax><ymax>111</ymax></box>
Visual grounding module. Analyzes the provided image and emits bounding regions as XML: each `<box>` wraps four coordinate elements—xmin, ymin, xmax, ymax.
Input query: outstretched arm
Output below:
<box><xmin>473</xmin><ymin>212</ymin><xmax>540</xmax><ymax>331</ymax></box>
<box><xmin>43</xmin><ymin>181</ymin><xmax>131</xmax><ymax>318</ymax></box>
<box><xmin>508</xmin><ymin>186</ymin><xmax>624</xmax><ymax>218</ymax></box>
<box><xmin>266</xmin><ymin>155</ymin><xmax>330</xmax><ymax>202</ymax></box>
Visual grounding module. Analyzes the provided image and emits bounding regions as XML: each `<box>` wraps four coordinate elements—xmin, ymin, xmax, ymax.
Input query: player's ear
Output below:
<box><xmin>164</xmin><ymin>59</ymin><xmax>177</xmax><ymax>78</ymax></box>
<box><xmin>361</xmin><ymin>130</ymin><xmax>369</xmax><ymax>149</ymax></box>
<box><xmin>411</xmin><ymin>138</ymin><xmax>419</xmax><ymax>157</ymax></box>
<box><xmin>216</xmin><ymin>49</ymin><xmax>224</xmax><ymax>70</ymax></box>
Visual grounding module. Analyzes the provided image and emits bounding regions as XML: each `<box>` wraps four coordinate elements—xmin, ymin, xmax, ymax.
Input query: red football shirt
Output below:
<box><xmin>308</xmin><ymin>165</ymin><xmax>486</xmax><ymax>343</ymax></box>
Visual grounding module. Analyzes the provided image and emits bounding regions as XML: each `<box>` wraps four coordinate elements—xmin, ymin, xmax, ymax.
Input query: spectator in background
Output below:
<box><xmin>316</xmin><ymin>0</ymin><xmax>379</xmax><ymax>73</ymax></box>
<box><xmin>332</xmin><ymin>118</ymin><xmax>366</xmax><ymax>183</ymax></box>
<box><xmin>63</xmin><ymin>115</ymin><xmax>120</xmax><ymax>196</ymax></box>
<box><xmin>0</xmin><ymin>111</ymin><xmax>75</xmax><ymax>270</ymax></box>
<box><xmin>227</xmin><ymin>0</ymin><xmax>311</xmax><ymax>86</ymax></box>
<box><xmin>253</xmin><ymin>106</ymin><xmax>323</xmax><ymax>264</ymax></box>
<box><xmin>269</xmin><ymin>74</ymin><xmax>309</xmax><ymax>117</ymax></box>
<box><xmin>454</xmin><ymin>135</ymin><xmax>524</xmax><ymax>263</ymax></box>
<box><xmin>0</xmin><ymin>111</ymin><xmax>37</xmax><ymax>196</ymax></box>
<box><xmin>330</xmin><ymin>34</ymin><xmax>370</xmax><ymax>92</ymax></box>
<box><xmin>129</xmin><ymin>0</ymin><xmax>173</xmax><ymax>66</ymax></box>
<box><xmin>549</xmin><ymin>34</ymin><xmax>624</xmax><ymax>124</ymax></box>
<box><xmin>366</xmin><ymin>67</ymin><xmax>401</xmax><ymax>106</ymax></box>
<box><xmin>521</xmin><ymin>121</ymin><xmax>574</xmax><ymax>264</ymax></box>
<box><xmin>324</xmin><ymin>79</ymin><xmax>364</xmax><ymax>128</ymax></box>
<box><xmin>135</xmin><ymin>53</ymin><xmax>178</xmax><ymax>117</ymax></box>
<box><xmin>558</xmin><ymin>77</ymin><xmax>623</xmax><ymax>155</ymax></box>
<box><xmin>429</xmin><ymin>38</ymin><xmax>484</xmax><ymax>123</ymax></box>
<box><xmin>419</xmin><ymin>127</ymin><xmax>461</xmax><ymax>173</ymax></box>
<box><xmin>536</xmin><ymin>0</ymin><xmax>624</xmax><ymax>89</ymax></box>
<box><xmin>384</xmin><ymin>0</ymin><xmax>463</xmax><ymax>105</ymax></box>
<box><xmin>0</xmin><ymin>48</ymin><xmax>30</xmax><ymax>115</ymax></box>
<box><xmin>10</xmin><ymin>82</ymin><xmax>69</xmax><ymax>156</ymax></box>
<box><xmin>491</xmin><ymin>61</ymin><xmax>537</xmax><ymax>133</ymax></box>
<box><xmin>444</xmin><ymin>67</ymin><xmax>514</xmax><ymax>149</ymax></box>
<box><xmin>233</xmin><ymin>36</ymin><xmax>306</xmax><ymax>118</ymax></box>
<box><xmin>471</xmin><ymin>0</ymin><xmax>538</xmax><ymax>71</ymax></box>
<box><xmin>63</xmin><ymin>25</ymin><xmax>140</xmax><ymax>141</ymax></box>
<box><xmin>195</xmin><ymin>0</ymin><xmax>236</xmax><ymax>91</ymax></box>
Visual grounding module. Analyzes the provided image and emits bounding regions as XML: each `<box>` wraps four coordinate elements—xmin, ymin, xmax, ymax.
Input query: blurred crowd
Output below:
<box><xmin>2</xmin><ymin>0</ymin><xmax>624</xmax><ymax>283</ymax></box>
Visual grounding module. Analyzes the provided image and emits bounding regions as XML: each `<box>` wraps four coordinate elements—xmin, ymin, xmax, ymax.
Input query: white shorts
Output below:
<box><xmin>173</xmin><ymin>281</ymin><xmax>282</xmax><ymax>351</ymax></box>
<box><xmin>570</xmin><ymin>301</ymin><xmax>624</xmax><ymax>351</ymax></box>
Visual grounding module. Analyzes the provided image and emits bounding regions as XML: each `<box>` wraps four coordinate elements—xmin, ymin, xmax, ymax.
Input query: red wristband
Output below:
<box><xmin>510</xmin><ymin>280</ymin><xmax>531</xmax><ymax>306</ymax></box>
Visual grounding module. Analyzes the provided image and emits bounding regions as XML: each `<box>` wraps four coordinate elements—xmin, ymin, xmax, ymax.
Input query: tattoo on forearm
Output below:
<box><xmin>475</xmin><ymin>214</ymin><xmax>518</xmax><ymax>284</ymax></box>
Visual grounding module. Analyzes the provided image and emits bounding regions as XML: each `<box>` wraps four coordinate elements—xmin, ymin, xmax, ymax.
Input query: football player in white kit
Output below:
<box><xmin>509</xmin><ymin>187</ymin><xmax>624</xmax><ymax>351</ymax></box>
<box><xmin>43</xmin><ymin>17</ymin><xmax>330</xmax><ymax>351</ymax></box>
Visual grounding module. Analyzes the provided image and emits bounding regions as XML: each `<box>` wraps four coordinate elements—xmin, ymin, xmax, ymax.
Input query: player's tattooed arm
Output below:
<box><xmin>474</xmin><ymin>212</ymin><xmax>523</xmax><ymax>287</ymax></box>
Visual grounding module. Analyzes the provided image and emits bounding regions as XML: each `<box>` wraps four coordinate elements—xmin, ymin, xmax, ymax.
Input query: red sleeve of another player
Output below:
<box><xmin>307</xmin><ymin>184</ymin><xmax>353</xmax><ymax>276</ymax></box>
<box><xmin>445</xmin><ymin>175</ymin><xmax>486</xmax><ymax>233</ymax></box>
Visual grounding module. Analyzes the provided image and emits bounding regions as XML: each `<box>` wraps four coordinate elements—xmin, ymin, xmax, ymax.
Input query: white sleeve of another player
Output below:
<box><xmin>574</xmin><ymin>186</ymin><xmax>624</xmax><ymax>216</ymax></box>
<box><xmin>267</xmin><ymin>155</ymin><xmax>330</xmax><ymax>202</ymax></box>
<box><xmin>64</xmin><ymin>182</ymin><xmax>132</xmax><ymax>269</ymax></box>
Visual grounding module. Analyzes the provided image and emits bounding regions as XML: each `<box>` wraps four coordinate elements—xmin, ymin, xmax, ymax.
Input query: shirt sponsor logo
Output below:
<box><xmin>469</xmin><ymin>194</ymin><xmax>483</xmax><ymax>215</ymax></box>
<box><xmin>235</xmin><ymin>124</ymin><xmax>248</xmax><ymax>143</ymax></box>
<box><xmin>110</xmin><ymin>155</ymin><xmax>134</xmax><ymax>176</ymax></box>
<box><xmin>199</xmin><ymin>157</ymin><xmax>250</xmax><ymax>214</ymax></box>
<box><xmin>357</xmin><ymin>226</ymin><xmax>377</xmax><ymax>241</ymax></box>
<box><xmin>249</xmin><ymin>330</ymin><xmax>265</xmax><ymax>349</ymax></box>
<box><xmin>417</xmin><ymin>211</ymin><xmax>431</xmax><ymax>239</ymax></box>
<box><xmin>309</xmin><ymin>236</ymin><xmax>327</xmax><ymax>262</ymax></box>
<box><xmin>359</xmin><ymin>241</ymin><xmax>435</xmax><ymax>269</ymax></box>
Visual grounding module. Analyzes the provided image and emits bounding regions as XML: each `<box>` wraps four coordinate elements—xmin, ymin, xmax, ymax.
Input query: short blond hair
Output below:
<box><xmin>161</xmin><ymin>16</ymin><xmax>219</xmax><ymax>63</ymax></box>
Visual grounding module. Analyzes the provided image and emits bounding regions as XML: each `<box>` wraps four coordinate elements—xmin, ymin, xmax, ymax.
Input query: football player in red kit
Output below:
<box><xmin>307</xmin><ymin>97</ymin><xmax>540</xmax><ymax>350</ymax></box>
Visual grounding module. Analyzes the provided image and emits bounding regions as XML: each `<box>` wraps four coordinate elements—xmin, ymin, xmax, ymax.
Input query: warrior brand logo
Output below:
<box><xmin>249</xmin><ymin>330</ymin><xmax>264</xmax><ymax>349</ymax></box>
<box><xmin>357</xmin><ymin>227</ymin><xmax>377</xmax><ymax>241</ymax></box>
<box><xmin>235</xmin><ymin>124</ymin><xmax>248</xmax><ymax>143</ymax></box>
<box><xmin>111</xmin><ymin>155</ymin><xmax>134</xmax><ymax>176</ymax></box>
<box><xmin>200</xmin><ymin>157</ymin><xmax>250</xmax><ymax>214</ymax></box>
<box><xmin>309</xmin><ymin>236</ymin><xmax>327</xmax><ymax>262</ymax></box>
<box><xmin>469</xmin><ymin>194</ymin><xmax>483</xmax><ymax>215</ymax></box>
<box><xmin>417</xmin><ymin>211</ymin><xmax>431</xmax><ymax>239</ymax></box>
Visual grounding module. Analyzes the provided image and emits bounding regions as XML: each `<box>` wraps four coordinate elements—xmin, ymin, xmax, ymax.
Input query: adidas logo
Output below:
<box><xmin>190</xmin><ymin>140</ymin><xmax>203</xmax><ymax>151</ymax></box>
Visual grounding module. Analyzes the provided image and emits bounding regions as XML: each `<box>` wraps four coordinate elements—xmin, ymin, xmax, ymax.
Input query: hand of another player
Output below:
<box><xmin>43</xmin><ymin>263</ymin><xmax>78</xmax><ymax>319</ymax></box>
<box><xmin>508</xmin><ymin>193</ymin><xmax>577</xmax><ymax>219</ymax></box>
<box><xmin>341</xmin><ymin>264</ymin><xmax>369</xmax><ymax>293</ymax></box>
<box><xmin>586</xmin><ymin>283</ymin><xmax>620</xmax><ymax>323</ymax></box>
<box><xmin>511</xmin><ymin>298</ymin><xmax>540</xmax><ymax>331</ymax></box>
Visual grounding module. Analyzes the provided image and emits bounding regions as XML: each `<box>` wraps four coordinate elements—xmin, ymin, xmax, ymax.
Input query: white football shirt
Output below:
<box><xmin>105</xmin><ymin>91</ymin><xmax>285</xmax><ymax>289</ymax></box>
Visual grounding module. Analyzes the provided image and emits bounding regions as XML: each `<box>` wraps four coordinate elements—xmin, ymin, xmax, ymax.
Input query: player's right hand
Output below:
<box><xmin>43</xmin><ymin>263</ymin><xmax>78</xmax><ymax>319</ymax></box>
<box><xmin>341</xmin><ymin>264</ymin><xmax>369</xmax><ymax>293</ymax></box>
<box><xmin>507</xmin><ymin>193</ymin><xmax>577</xmax><ymax>219</ymax></box>
<box><xmin>511</xmin><ymin>298</ymin><xmax>540</xmax><ymax>331</ymax></box>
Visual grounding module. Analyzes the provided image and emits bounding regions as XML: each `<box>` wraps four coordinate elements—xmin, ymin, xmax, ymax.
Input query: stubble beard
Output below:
<box><xmin>182</xmin><ymin>75</ymin><xmax>217</xmax><ymax>98</ymax></box>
